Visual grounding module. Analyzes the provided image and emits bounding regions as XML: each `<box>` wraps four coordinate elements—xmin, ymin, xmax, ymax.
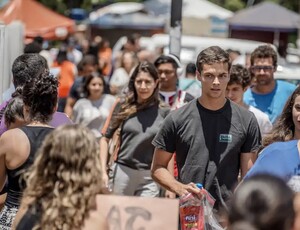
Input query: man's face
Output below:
<box><xmin>226</xmin><ymin>83</ymin><xmax>246</xmax><ymax>105</ymax></box>
<box><xmin>83</xmin><ymin>64</ymin><xmax>97</xmax><ymax>77</ymax></box>
<box><xmin>251</xmin><ymin>57</ymin><xmax>275</xmax><ymax>86</ymax></box>
<box><xmin>157</xmin><ymin>63</ymin><xmax>177</xmax><ymax>91</ymax></box>
<box><xmin>197</xmin><ymin>62</ymin><xmax>229</xmax><ymax>99</ymax></box>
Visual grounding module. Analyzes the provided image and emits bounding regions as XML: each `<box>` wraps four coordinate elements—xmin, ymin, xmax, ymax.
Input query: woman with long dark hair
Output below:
<box><xmin>100</xmin><ymin>61</ymin><xmax>169</xmax><ymax>196</ymax></box>
<box><xmin>262</xmin><ymin>86</ymin><xmax>300</xmax><ymax>147</ymax></box>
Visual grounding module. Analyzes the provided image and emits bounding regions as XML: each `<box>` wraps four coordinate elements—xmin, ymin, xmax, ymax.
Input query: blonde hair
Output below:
<box><xmin>23</xmin><ymin>124</ymin><xmax>102</xmax><ymax>230</ymax></box>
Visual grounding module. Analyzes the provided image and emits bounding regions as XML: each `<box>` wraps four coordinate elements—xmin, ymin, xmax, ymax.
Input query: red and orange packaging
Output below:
<box><xmin>179</xmin><ymin>193</ymin><xmax>204</xmax><ymax>230</ymax></box>
<box><xmin>179</xmin><ymin>184</ymin><xmax>205</xmax><ymax>230</ymax></box>
<box><xmin>179</xmin><ymin>183</ymin><xmax>224</xmax><ymax>230</ymax></box>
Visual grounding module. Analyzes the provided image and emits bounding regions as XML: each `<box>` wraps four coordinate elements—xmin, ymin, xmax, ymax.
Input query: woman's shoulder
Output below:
<box><xmin>0</xmin><ymin>128</ymin><xmax>29</xmax><ymax>156</ymax></box>
<box><xmin>102</xmin><ymin>94</ymin><xmax>117</xmax><ymax>102</ymax></box>
<box><xmin>74</xmin><ymin>98</ymin><xmax>91</xmax><ymax>107</ymax></box>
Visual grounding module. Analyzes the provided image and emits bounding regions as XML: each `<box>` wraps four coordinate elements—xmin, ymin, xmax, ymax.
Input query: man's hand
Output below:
<box><xmin>175</xmin><ymin>182</ymin><xmax>203</xmax><ymax>198</ymax></box>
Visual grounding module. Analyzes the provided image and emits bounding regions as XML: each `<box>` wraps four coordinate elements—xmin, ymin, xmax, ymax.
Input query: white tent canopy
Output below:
<box><xmin>144</xmin><ymin>0</ymin><xmax>232</xmax><ymax>36</ymax></box>
<box><xmin>144</xmin><ymin>0</ymin><xmax>233</xmax><ymax>19</ymax></box>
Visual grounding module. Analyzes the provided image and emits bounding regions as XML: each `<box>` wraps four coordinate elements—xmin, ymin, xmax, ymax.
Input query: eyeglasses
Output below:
<box><xmin>135</xmin><ymin>79</ymin><xmax>155</xmax><ymax>88</ymax></box>
<box><xmin>251</xmin><ymin>65</ymin><xmax>274</xmax><ymax>72</ymax></box>
<box><xmin>158</xmin><ymin>69</ymin><xmax>175</xmax><ymax>75</ymax></box>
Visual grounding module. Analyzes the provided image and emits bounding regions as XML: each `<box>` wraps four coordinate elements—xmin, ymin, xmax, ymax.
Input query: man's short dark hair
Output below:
<box><xmin>24</xmin><ymin>42</ymin><xmax>42</xmax><ymax>54</ymax></box>
<box><xmin>229</xmin><ymin>64</ymin><xmax>251</xmax><ymax>89</ymax></box>
<box><xmin>250</xmin><ymin>45</ymin><xmax>278</xmax><ymax>69</ymax></box>
<box><xmin>12</xmin><ymin>53</ymin><xmax>48</xmax><ymax>88</ymax></box>
<box><xmin>154</xmin><ymin>55</ymin><xmax>180</xmax><ymax>69</ymax></box>
<box><xmin>186</xmin><ymin>63</ymin><xmax>196</xmax><ymax>75</ymax></box>
<box><xmin>196</xmin><ymin>46</ymin><xmax>231</xmax><ymax>73</ymax></box>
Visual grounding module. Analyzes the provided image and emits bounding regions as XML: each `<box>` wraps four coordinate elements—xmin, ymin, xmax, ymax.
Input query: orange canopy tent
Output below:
<box><xmin>0</xmin><ymin>0</ymin><xmax>75</xmax><ymax>40</ymax></box>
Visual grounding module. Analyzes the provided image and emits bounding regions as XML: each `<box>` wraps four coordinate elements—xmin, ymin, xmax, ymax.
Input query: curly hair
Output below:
<box><xmin>111</xmin><ymin>61</ymin><xmax>161</xmax><ymax>129</ymax></box>
<box><xmin>262</xmin><ymin>86</ymin><xmax>300</xmax><ymax>147</ymax></box>
<box><xmin>4</xmin><ymin>96</ymin><xmax>24</xmax><ymax>128</ymax></box>
<box><xmin>22</xmin><ymin>124</ymin><xmax>103</xmax><ymax>230</ymax></box>
<box><xmin>12</xmin><ymin>53</ymin><xmax>48</xmax><ymax>88</ymax></box>
<box><xmin>22</xmin><ymin>71</ymin><xmax>58</xmax><ymax>123</ymax></box>
<box><xmin>250</xmin><ymin>45</ymin><xmax>278</xmax><ymax>69</ymax></box>
<box><xmin>228</xmin><ymin>64</ymin><xmax>251</xmax><ymax>89</ymax></box>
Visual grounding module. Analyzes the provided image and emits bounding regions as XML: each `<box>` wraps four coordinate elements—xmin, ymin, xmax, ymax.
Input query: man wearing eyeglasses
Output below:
<box><xmin>154</xmin><ymin>55</ymin><xmax>194</xmax><ymax>109</ymax></box>
<box><xmin>151</xmin><ymin>46</ymin><xmax>261</xmax><ymax>218</ymax></box>
<box><xmin>244</xmin><ymin>45</ymin><xmax>296</xmax><ymax>124</ymax></box>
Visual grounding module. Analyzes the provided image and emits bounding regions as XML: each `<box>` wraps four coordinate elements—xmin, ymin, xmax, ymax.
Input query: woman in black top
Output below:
<box><xmin>14</xmin><ymin>125</ymin><xmax>105</xmax><ymax>230</ymax></box>
<box><xmin>100</xmin><ymin>61</ymin><xmax>169</xmax><ymax>197</ymax></box>
<box><xmin>0</xmin><ymin>71</ymin><xmax>58</xmax><ymax>229</ymax></box>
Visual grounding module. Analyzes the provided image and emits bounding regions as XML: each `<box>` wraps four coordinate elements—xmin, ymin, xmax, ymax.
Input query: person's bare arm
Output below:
<box><xmin>240</xmin><ymin>152</ymin><xmax>257</xmax><ymax>179</ymax></box>
<box><xmin>165</xmin><ymin>156</ymin><xmax>176</xmax><ymax>198</ymax></box>
<box><xmin>151</xmin><ymin>148</ymin><xmax>201</xmax><ymax>197</ymax></box>
<box><xmin>99</xmin><ymin>137</ymin><xmax>110</xmax><ymax>193</ymax></box>
<box><xmin>0</xmin><ymin>135</ymin><xmax>7</xmax><ymax>191</ymax></box>
<box><xmin>64</xmin><ymin>97</ymin><xmax>76</xmax><ymax>118</ymax></box>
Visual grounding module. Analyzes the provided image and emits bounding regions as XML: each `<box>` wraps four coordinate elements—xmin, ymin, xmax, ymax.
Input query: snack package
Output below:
<box><xmin>179</xmin><ymin>184</ymin><xmax>224</xmax><ymax>230</ymax></box>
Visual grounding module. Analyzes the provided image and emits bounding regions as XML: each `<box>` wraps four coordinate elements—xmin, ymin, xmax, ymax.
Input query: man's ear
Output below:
<box><xmin>196</xmin><ymin>70</ymin><xmax>201</xmax><ymax>81</ymax></box>
<box><xmin>243</xmin><ymin>86</ymin><xmax>249</xmax><ymax>93</ymax></box>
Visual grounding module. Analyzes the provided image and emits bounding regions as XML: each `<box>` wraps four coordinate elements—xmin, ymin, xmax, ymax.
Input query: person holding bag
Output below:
<box><xmin>100</xmin><ymin>61</ymin><xmax>169</xmax><ymax>197</ymax></box>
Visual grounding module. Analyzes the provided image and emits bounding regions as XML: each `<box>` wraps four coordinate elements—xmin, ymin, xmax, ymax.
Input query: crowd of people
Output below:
<box><xmin>0</xmin><ymin>33</ymin><xmax>300</xmax><ymax>230</ymax></box>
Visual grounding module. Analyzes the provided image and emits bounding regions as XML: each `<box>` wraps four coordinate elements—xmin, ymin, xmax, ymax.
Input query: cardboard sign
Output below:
<box><xmin>87</xmin><ymin>195</ymin><xmax>179</xmax><ymax>230</ymax></box>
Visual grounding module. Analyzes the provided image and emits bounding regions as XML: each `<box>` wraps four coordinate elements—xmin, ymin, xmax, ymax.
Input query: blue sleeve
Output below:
<box><xmin>244</xmin><ymin>149</ymin><xmax>275</xmax><ymax>180</ymax></box>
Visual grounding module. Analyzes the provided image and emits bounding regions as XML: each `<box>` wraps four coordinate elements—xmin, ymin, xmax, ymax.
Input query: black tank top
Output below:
<box><xmin>5</xmin><ymin>126</ymin><xmax>53</xmax><ymax>207</ymax></box>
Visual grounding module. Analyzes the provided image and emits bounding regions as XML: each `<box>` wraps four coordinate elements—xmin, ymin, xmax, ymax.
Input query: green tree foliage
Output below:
<box><xmin>38</xmin><ymin>0</ymin><xmax>67</xmax><ymax>15</ymax></box>
<box><xmin>224</xmin><ymin>0</ymin><xmax>245</xmax><ymax>12</ymax></box>
<box><xmin>208</xmin><ymin>0</ymin><xmax>299</xmax><ymax>13</ymax></box>
<box><xmin>38</xmin><ymin>0</ymin><xmax>300</xmax><ymax>15</ymax></box>
<box><xmin>38</xmin><ymin>0</ymin><xmax>144</xmax><ymax>14</ymax></box>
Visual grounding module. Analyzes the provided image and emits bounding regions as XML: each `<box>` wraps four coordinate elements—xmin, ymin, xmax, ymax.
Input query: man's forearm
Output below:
<box><xmin>152</xmin><ymin>166</ymin><xmax>184</xmax><ymax>196</ymax></box>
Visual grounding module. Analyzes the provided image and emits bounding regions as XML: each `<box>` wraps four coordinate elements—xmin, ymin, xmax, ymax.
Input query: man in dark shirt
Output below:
<box><xmin>151</xmin><ymin>46</ymin><xmax>261</xmax><ymax>215</ymax></box>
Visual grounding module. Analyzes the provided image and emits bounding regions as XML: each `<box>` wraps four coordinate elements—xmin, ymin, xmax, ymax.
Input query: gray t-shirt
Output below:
<box><xmin>152</xmin><ymin>99</ymin><xmax>261</xmax><ymax>207</ymax></box>
<box><xmin>103</xmin><ymin>103</ymin><xmax>169</xmax><ymax>170</ymax></box>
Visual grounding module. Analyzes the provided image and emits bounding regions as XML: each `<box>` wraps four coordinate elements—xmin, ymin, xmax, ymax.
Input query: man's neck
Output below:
<box><xmin>198</xmin><ymin>96</ymin><xmax>227</xmax><ymax>110</ymax></box>
<box><xmin>238</xmin><ymin>101</ymin><xmax>249</xmax><ymax>109</ymax></box>
<box><xmin>160</xmin><ymin>86</ymin><xmax>177</xmax><ymax>92</ymax></box>
<box><xmin>252</xmin><ymin>80</ymin><xmax>276</xmax><ymax>94</ymax></box>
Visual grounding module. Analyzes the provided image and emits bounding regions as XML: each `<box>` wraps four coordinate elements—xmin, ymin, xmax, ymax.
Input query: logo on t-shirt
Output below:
<box><xmin>219</xmin><ymin>134</ymin><xmax>232</xmax><ymax>143</ymax></box>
